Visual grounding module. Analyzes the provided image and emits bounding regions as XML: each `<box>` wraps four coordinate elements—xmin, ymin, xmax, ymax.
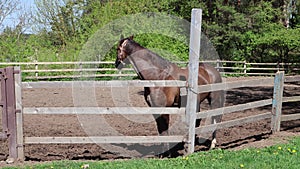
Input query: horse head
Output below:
<box><xmin>115</xmin><ymin>35</ymin><xmax>134</xmax><ymax>69</ymax></box>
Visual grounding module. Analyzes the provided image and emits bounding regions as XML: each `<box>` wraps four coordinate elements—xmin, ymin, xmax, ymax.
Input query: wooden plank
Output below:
<box><xmin>247</xmin><ymin>67</ymin><xmax>282</xmax><ymax>70</ymax></box>
<box><xmin>23</xmin><ymin>77</ymin><xmax>274</xmax><ymax>91</ymax></box>
<box><xmin>5</xmin><ymin>67</ymin><xmax>18</xmax><ymax>159</ymax></box>
<box><xmin>22</xmin><ymin>81</ymin><xmax>73</xmax><ymax>88</ymax></box>
<box><xmin>197</xmin><ymin>77</ymin><xmax>274</xmax><ymax>93</ymax></box>
<box><xmin>23</xmin><ymin>107</ymin><xmax>186</xmax><ymax>115</ymax></box>
<box><xmin>22</xmin><ymin>80</ymin><xmax>186</xmax><ymax>89</ymax></box>
<box><xmin>196</xmin><ymin>112</ymin><xmax>271</xmax><ymax>134</ymax></box>
<box><xmin>1</xmin><ymin>61</ymin><xmax>298</xmax><ymax>76</ymax></box>
<box><xmin>25</xmin><ymin>136</ymin><xmax>184</xmax><ymax>144</ymax></box>
<box><xmin>14</xmin><ymin>67</ymin><xmax>24</xmax><ymax>160</ymax></box>
<box><xmin>285</xmin><ymin>75</ymin><xmax>300</xmax><ymax>82</ymax></box>
<box><xmin>282</xmin><ymin>96</ymin><xmax>300</xmax><ymax>102</ymax></box>
<box><xmin>271</xmin><ymin>72</ymin><xmax>284</xmax><ymax>133</ymax></box>
<box><xmin>0</xmin><ymin>68</ymin><xmax>8</xmax><ymax>134</ymax></box>
<box><xmin>220</xmin><ymin>60</ymin><xmax>246</xmax><ymax>64</ymax></box>
<box><xmin>0</xmin><ymin>61</ymin><xmax>115</xmax><ymax>66</ymax></box>
<box><xmin>220</xmin><ymin>72</ymin><xmax>276</xmax><ymax>76</ymax></box>
<box><xmin>1</xmin><ymin>60</ymin><xmax>291</xmax><ymax>66</ymax></box>
<box><xmin>245</xmin><ymin>73</ymin><xmax>276</xmax><ymax>76</ymax></box>
<box><xmin>249</xmin><ymin>63</ymin><xmax>278</xmax><ymax>66</ymax></box>
<box><xmin>186</xmin><ymin>8</ymin><xmax>202</xmax><ymax>154</ymax></box>
<box><xmin>23</xmin><ymin>68</ymin><xmax>134</xmax><ymax>73</ymax></box>
<box><xmin>221</xmin><ymin>67</ymin><xmax>245</xmax><ymax>70</ymax></box>
<box><xmin>197</xmin><ymin>99</ymin><xmax>272</xmax><ymax>119</ymax></box>
<box><xmin>281</xmin><ymin>114</ymin><xmax>300</xmax><ymax>122</ymax></box>
<box><xmin>24</xmin><ymin>74</ymin><xmax>137</xmax><ymax>80</ymax></box>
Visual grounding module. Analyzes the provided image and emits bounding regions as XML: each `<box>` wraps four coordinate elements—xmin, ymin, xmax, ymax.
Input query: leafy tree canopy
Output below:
<box><xmin>0</xmin><ymin>0</ymin><xmax>300</xmax><ymax>66</ymax></box>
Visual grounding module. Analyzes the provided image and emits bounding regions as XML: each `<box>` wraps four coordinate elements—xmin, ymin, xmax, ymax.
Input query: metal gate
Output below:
<box><xmin>0</xmin><ymin>67</ymin><xmax>23</xmax><ymax>161</ymax></box>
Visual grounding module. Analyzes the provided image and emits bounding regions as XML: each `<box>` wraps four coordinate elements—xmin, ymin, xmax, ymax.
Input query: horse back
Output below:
<box><xmin>199</xmin><ymin>63</ymin><xmax>222</xmax><ymax>84</ymax></box>
<box><xmin>176</xmin><ymin>65</ymin><xmax>212</xmax><ymax>86</ymax></box>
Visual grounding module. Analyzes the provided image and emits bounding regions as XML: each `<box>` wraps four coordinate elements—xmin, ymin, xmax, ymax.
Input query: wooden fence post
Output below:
<box><xmin>5</xmin><ymin>67</ymin><xmax>18</xmax><ymax>162</ymax></box>
<box><xmin>243</xmin><ymin>61</ymin><xmax>247</xmax><ymax>75</ymax></box>
<box><xmin>271</xmin><ymin>71</ymin><xmax>284</xmax><ymax>133</ymax></box>
<box><xmin>14</xmin><ymin>66</ymin><xmax>24</xmax><ymax>161</ymax></box>
<box><xmin>79</xmin><ymin>61</ymin><xmax>83</xmax><ymax>77</ymax></box>
<box><xmin>35</xmin><ymin>62</ymin><xmax>38</xmax><ymax>78</ymax></box>
<box><xmin>216</xmin><ymin>59</ymin><xmax>220</xmax><ymax>72</ymax></box>
<box><xmin>0</xmin><ymin>68</ymin><xmax>9</xmax><ymax>141</ymax></box>
<box><xmin>186</xmin><ymin>9</ymin><xmax>202</xmax><ymax>155</ymax></box>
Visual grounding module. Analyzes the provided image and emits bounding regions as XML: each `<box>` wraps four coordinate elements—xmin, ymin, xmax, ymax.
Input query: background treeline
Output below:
<box><xmin>0</xmin><ymin>0</ymin><xmax>300</xmax><ymax>64</ymax></box>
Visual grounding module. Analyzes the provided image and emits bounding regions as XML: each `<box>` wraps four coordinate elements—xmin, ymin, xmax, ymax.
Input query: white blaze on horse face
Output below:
<box><xmin>120</xmin><ymin>39</ymin><xmax>128</xmax><ymax>55</ymax></box>
<box><xmin>121</xmin><ymin>39</ymin><xmax>128</xmax><ymax>49</ymax></box>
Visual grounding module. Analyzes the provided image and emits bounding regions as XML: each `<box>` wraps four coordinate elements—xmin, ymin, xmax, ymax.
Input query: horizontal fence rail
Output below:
<box><xmin>1</xmin><ymin>60</ymin><xmax>299</xmax><ymax>80</ymax></box>
<box><xmin>285</xmin><ymin>75</ymin><xmax>300</xmax><ymax>82</ymax></box>
<box><xmin>22</xmin><ymin>76</ymin><xmax>275</xmax><ymax>92</ymax></box>
<box><xmin>197</xmin><ymin>77</ymin><xmax>274</xmax><ymax>93</ymax></box>
<box><xmin>22</xmin><ymin>80</ymin><xmax>187</xmax><ymax>89</ymax></box>
<box><xmin>281</xmin><ymin>114</ymin><xmax>300</xmax><ymax>122</ymax></box>
<box><xmin>197</xmin><ymin>99</ymin><xmax>273</xmax><ymax>119</ymax></box>
<box><xmin>23</xmin><ymin>107</ymin><xmax>186</xmax><ymax>115</ymax></box>
<box><xmin>25</xmin><ymin>136</ymin><xmax>185</xmax><ymax>144</ymax></box>
<box><xmin>196</xmin><ymin>112</ymin><xmax>272</xmax><ymax>134</ymax></box>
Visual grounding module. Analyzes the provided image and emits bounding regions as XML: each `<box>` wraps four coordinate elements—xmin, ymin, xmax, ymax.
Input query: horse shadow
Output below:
<box><xmin>109</xmin><ymin>142</ymin><xmax>185</xmax><ymax>158</ymax></box>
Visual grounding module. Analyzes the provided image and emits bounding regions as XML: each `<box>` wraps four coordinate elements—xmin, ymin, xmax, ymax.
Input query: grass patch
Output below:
<box><xmin>3</xmin><ymin>137</ymin><xmax>300</xmax><ymax>169</ymax></box>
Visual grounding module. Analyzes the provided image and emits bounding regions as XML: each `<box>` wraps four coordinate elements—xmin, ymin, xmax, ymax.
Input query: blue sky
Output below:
<box><xmin>2</xmin><ymin>0</ymin><xmax>35</xmax><ymax>32</ymax></box>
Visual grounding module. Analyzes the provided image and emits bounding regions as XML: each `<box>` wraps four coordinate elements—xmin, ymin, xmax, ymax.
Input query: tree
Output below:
<box><xmin>1</xmin><ymin>0</ymin><xmax>298</xmax><ymax>67</ymax></box>
<box><xmin>34</xmin><ymin>0</ymin><xmax>84</xmax><ymax>47</ymax></box>
<box><xmin>0</xmin><ymin>0</ymin><xmax>19</xmax><ymax>28</ymax></box>
<box><xmin>251</xmin><ymin>27</ymin><xmax>300</xmax><ymax>63</ymax></box>
<box><xmin>241</xmin><ymin>1</ymin><xmax>300</xmax><ymax>64</ymax></box>
<box><xmin>289</xmin><ymin>0</ymin><xmax>300</xmax><ymax>28</ymax></box>
<box><xmin>0</xmin><ymin>0</ymin><xmax>35</xmax><ymax>62</ymax></box>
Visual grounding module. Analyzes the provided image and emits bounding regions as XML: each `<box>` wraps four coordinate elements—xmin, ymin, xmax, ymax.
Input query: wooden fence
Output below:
<box><xmin>20</xmin><ymin>72</ymin><xmax>300</xmax><ymax>157</ymax></box>
<box><xmin>0</xmin><ymin>60</ymin><xmax>299</xmax><ymax>80</ymax></box>
<box><xmin>0</xmin><ymin>67</ymin><xmax>22</xmax><ymax>160</ymax></box>
<box><xmin>1</xmin><ymin>67</ymin><xmax>300</xmax><ymax>161</ymax></box>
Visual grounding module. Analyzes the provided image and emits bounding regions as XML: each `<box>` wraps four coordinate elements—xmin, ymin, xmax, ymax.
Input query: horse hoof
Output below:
<box><xmin>210</xmin><ymin>138</ymin><xmax>217</xmax><ymax>149</ymax></box>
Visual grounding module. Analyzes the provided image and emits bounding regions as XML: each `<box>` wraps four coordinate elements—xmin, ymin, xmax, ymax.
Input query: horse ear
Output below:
<box><xmin>129</xmin><ymin>35</ymin><xmax>134</xmax><ymax>40</ymax></box>
<box><xmin>120</xmin><ymin>34</ymin><xmax>124</xmax><ymax>40</ymax></box>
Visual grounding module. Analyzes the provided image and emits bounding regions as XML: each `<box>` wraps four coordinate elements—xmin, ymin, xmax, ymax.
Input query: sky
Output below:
<box><xmin>1</xmin><ymin>0</ymin><xmax>35</xmax><ymax>33</ymax></box>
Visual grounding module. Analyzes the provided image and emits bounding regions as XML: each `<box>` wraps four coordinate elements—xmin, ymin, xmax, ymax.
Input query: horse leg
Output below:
<box><xmin>195</xmin><ymin>100</ymin><xmax>201</xmax><ymax>127</ymax></box>
<box><xmin>144</xmin><ymin>87</ymin><xmax>151</xmax><ymax>106</ymax></box>
<box><xmin>154</xmin><ymin>113</ymin><xmax>170</xmax><ymax>157</ymax></box>
<box><xmin>208</xmin><ymin>90</ymin><xmax>224</xmax><ymax>149</ymax></box>
<box><xmin>148</xmin><ymin>88</ymin><xmax>170</xmax><ymax>135</ymax></box>
<box><xmin>156</xmin><ymin>113</ymin><xmax>170</xmax><ymax>158</ymax></box>
<box><xmin>145</xmin><ymin>87</ymin><xmax>169</xmax><ymax>135</ymax></box>
<box><xmin>149</xmin><ymin>87</ymin><xmax>177</xmax><ymax>157</ymax></box>
<box><xmin>153</xmin><ymin>114</ymin><xmax>170</xmax><ymax>135</ymax></box>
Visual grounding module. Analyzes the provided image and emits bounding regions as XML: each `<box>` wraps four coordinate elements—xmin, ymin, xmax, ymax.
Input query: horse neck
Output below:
<box><xmin>127</xmin><ymin>44</ymin><xmax>178</xmax><ymax>80</ymax></box>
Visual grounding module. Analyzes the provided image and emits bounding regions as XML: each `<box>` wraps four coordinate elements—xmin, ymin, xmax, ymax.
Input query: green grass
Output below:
<box><xmin>4</xmin><ymin>137</ymin><xmax>300</xmax><ymax>169</ymax></box>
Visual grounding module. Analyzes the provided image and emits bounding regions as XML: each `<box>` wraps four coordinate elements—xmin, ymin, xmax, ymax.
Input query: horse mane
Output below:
<box><xmin>127</xmin><ymin>39</ymin><xmax>174</xmax><ymax>70</ymax></box>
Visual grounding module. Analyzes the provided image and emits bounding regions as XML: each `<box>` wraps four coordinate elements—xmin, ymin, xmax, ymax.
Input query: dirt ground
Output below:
<box><xmin>0</xmin><ymin>77</ymin><xmax>300</xmax><ymax>164</ymax></box>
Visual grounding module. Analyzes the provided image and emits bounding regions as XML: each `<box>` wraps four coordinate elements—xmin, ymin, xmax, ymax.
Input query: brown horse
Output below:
<box><xmin>115</xmin><ymin>35</ymin><xmax>224</xmax><ymax>149</ymax></box>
